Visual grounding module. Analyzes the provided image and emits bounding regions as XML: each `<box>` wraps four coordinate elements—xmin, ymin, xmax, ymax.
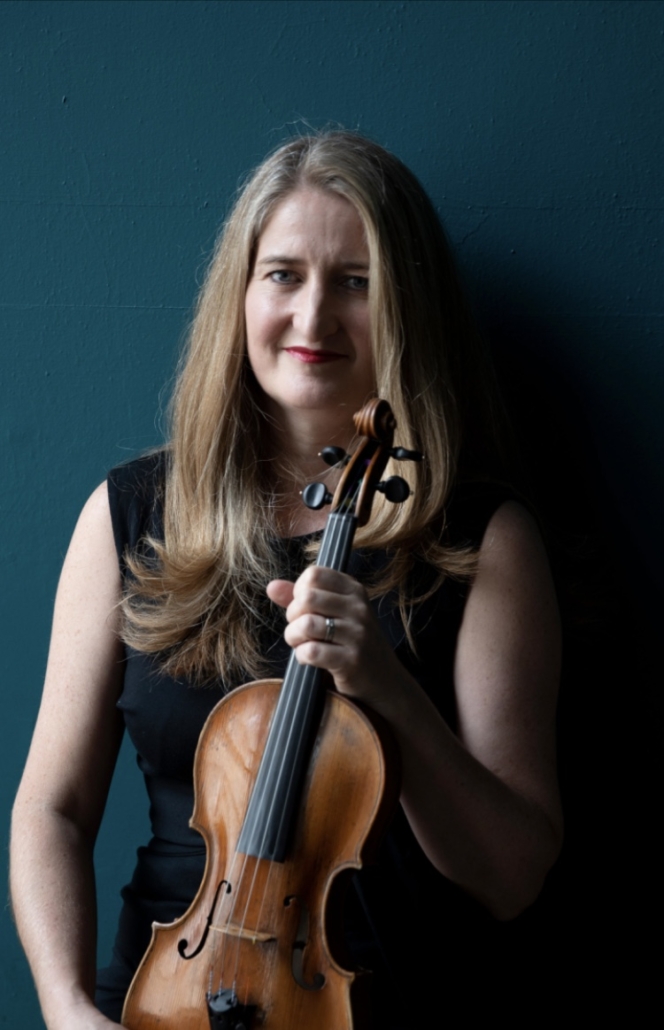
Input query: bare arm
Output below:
<box><xmin>385</xmin><ymin>501</ymin><xmax>562</xmax><ymax>918</ymax></box>
<box><xmin>10</xmin><ymin>482</ymin><xmax>125</xmax><ymax>1029</ymax></box>
<box><xmin>268</xmin><ymin>501</ymin><xmax>563</xmax><ymax>921</ymax></box>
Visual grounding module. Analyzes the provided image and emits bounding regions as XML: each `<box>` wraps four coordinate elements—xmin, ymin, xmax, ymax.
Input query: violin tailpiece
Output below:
<box><xmin>206</xmin><ymin>987</ymin><xmax>256</xmax><ymax>1030</ymax></box>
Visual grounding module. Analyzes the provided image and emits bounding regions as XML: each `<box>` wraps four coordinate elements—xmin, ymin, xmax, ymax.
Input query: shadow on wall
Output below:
<box><xmin>475</xmin><ymin>292</ymin><xmax>659</xmax><ymax>1016</ymax></box>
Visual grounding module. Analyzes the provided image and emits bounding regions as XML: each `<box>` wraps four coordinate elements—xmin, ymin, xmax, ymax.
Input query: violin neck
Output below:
<box><xmin>236</xmin><ymin>512</ymin><xmax>357</xmax><ymax>862</ymax></box>
<box><xmin>315</xmin><ymin>511</ymin><xmax>357</xmax><ymax>572</ymax></box>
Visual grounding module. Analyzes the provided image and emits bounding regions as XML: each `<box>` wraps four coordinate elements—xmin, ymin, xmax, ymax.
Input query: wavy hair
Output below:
<box><xmin>120</xmin><ymin>131</ymin><xmax>510</xmax><ymax>684</ymax></box>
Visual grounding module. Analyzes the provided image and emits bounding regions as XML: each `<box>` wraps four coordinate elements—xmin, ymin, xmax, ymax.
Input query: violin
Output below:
<box><xmin>121</xmin><ymin>398</ymin><xmax>422</xmax><ymax>1030</ymax></box>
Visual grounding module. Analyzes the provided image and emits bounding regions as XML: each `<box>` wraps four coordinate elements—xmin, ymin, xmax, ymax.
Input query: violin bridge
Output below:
<box><xmin>210</xmin><ymin>922</ymin><xmax>276</xmax><ymax>944</ymax></box>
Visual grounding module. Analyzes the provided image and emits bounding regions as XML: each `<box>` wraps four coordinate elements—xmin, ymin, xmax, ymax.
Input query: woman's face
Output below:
<box><xmin>244</xmin><ymin>189</ymin><xmax>374</xmax><ymax>429</ymax></box>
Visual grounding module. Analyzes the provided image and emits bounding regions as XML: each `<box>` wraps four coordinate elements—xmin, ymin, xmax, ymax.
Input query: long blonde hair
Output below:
<box><xmin>121</xmin><ymin>131</ymin><xmax>509</xmax><ymax>684</ymax></box>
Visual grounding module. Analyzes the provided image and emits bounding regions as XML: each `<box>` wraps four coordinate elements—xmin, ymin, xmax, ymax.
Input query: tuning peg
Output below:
<box><xmin>301</xmin><ymin>482</ymin><xmax>333</xmax><ymax>510</ymax></box>
<box><xmin>376</xmin><ymin>476</ymin><xmax>411</xmax><ymax>503</ymax></box>
<box><xmin>391</xmin><ymin>447</ymin><xmax>425</xmax><ymax>462</ymax></box>
<box><xmin>319</xmin><ymin>446</ymin><xmax>349</xmax><ymax>467</ymax></box>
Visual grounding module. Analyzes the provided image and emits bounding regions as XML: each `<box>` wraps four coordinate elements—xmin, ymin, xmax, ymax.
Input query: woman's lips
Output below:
<box><xmin>285</xmin><ymin>347</ymin><xmax>346</xmax><ymax>364</ymax></box>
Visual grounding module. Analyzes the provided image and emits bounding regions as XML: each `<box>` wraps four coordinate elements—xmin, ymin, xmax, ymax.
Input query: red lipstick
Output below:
<box><xmin>285</xmin><ymin>347</ymin><xmax>345</xmax><ymax>364</ymax></box>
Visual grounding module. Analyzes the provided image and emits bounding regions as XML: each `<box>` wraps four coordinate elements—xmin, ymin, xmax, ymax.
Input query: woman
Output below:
<box><xmin>10</xmin><ymin>131</ymin><xmax>562</xmax><ymax>1028</ymax></box>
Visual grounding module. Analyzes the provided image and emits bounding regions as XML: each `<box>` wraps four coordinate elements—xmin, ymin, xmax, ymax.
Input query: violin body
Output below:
<box><xmin>122</xmin><ymin>678</ymin><xmax>400</xmax><ymax>1029</ymax></box>
<box><xmin>122</xmin><ymin>399</ymin><xmax>417</xmax><ymax>1029</ymax></box>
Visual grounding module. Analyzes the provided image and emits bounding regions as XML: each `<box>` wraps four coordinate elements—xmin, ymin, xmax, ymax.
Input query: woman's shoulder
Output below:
<box><xmin>444</xmin><ymin>480</ymin><xmax>526</xmax><ymax>549</ymax></box>
<box><xmin>107</xmin><ymin>449</ymin><xmax>168</xmax><ymax>559</ymax></box>
<box><xmin>108</xmin><ymin>449</ymin><xmax>167</xmax><ymax>498</ymax></box>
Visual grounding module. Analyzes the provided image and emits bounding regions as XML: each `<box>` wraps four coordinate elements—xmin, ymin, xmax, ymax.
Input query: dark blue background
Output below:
<box><xmin>2</xmin><ymin>1</ymin><xmax>660</xmax><ymax>1021</ymax></box>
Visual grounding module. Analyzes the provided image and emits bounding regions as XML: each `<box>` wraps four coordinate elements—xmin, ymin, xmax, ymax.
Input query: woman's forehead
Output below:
<box><xmin>255</xmin><ymin>189</ymin><xmax>369</xmax><ymax>264</ymax></box>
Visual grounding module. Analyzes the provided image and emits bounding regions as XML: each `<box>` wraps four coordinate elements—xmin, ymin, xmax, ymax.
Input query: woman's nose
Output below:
<box><xmin>293</xmin><ymin>281</ymin><xmax>338</xmax><ymax>341</ymax></box>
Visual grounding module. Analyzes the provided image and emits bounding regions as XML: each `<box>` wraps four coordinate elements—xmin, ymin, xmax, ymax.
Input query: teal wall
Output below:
<box><xmin>2</xmin><ymin>1</ymin><xmax>661</xmax><ymax>1021</ymax></box>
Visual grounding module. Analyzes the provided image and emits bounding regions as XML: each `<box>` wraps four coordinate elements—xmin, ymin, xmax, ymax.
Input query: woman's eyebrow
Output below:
<box><xmin>255</xmin><ymin>254</ymin><xmax>298</xmax><ymax>265</ymax></box>
<box><xmin>256</xmin><ymin>254</ymin><xmax>369</xmax><ymax>270</ymax></box>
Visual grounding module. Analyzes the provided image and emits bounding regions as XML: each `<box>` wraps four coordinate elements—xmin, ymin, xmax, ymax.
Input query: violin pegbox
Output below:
<box><xmin>301</xmin><ymin>398</ymin><xmax>423</xmax><ymax>525</ymax></box>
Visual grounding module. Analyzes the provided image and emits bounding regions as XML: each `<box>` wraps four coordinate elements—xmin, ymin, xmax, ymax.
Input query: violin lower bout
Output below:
<box><xmin>121</xmin><ymin>679</ymin><xmax>400</xmax><ymax>1030</ymax></box>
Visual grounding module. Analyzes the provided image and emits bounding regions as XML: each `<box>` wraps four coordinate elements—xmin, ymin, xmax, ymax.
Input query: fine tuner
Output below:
<box><xmin>302</xmin><ymin>442</ymin><xmax>424</xmax><ymax>512</ymax></box>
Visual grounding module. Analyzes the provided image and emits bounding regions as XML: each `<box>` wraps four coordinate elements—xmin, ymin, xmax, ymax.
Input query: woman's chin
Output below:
<box><xmin>259</xmin><ymin>379</ymin><xmax>370</xmax><ymax>426</ymax></box>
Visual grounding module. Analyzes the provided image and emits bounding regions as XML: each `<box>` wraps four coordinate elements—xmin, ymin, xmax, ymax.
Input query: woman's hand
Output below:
<box><xmin>266</xmin><ymin>567</ymin><xmax>404</xmax><ymax>710</ymax></box>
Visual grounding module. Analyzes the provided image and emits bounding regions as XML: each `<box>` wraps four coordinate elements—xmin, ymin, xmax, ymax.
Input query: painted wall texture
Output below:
<box><xmin>2</xmin><ymin>1</ymin><xmax>660</xmax><ymax>1023</ymax></box>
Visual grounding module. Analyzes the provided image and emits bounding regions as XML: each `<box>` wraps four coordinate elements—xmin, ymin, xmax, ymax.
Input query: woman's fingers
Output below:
<box><xmin>286</xmin><ymin>566</ymin><xmax>365</xmax><ymax>620</ymax></box>
<box><xmin>281</xmin><ymin>568</ymin><xmax>377</xmax><ymax>682</ymax></box>
<box><xmin>268</xmin><ymin>568</ymin><xmax>367</xmax><ymax>629</ymax></box>
<box><xmin>266</xmin><ymin>578</ymin><xmax>295</xmax><ymax>608</ymax></box>
<box><xmin>284</xmin><ymin>612</ymin><xmax>345</xmax><ymax>649</ymax></box>
<box><xmin>267</xmin><ymin>565</ymin><xmax>397</xmax><ymax>705</ymax></box>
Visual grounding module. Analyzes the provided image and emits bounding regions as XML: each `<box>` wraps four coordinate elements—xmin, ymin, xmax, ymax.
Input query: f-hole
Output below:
<box><xmin>285</xmin><ymin>895</ymin><xmax>325</xmax><ymax>991</ymax></box>
<box><xmin>178</xmin><ymin>880</ymin><xmax>232</xmax><ymax>959</ymax></box>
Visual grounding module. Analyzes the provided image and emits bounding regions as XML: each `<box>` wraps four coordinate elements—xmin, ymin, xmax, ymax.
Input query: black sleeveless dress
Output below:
<box><xmin>97</xmin><ymin>453</ymin><xmax>511</xmax><ymax>1027</ymax></box>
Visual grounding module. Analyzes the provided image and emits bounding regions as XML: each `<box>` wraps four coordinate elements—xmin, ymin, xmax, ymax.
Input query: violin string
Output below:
<box><xmin>222</xmin><ymin>850</ymin><xmax>245</xmax><ymax>994</ymax></box>
<box><xmin>259</xmin><ymin>513</ymin><xmax>350</xmax><ymax>857</ymax></box>
<box><xmin>222</xmin><ymin>661</ymin><xmax>306</xmax><ymax>997</ymax></box>
<box><xmin>225</xmin><ymin>513</ymin><xmax>349</xmax><ymax>997</ymax></box>
<box><xmin>225</xmin><ymin>669</ymin><xmax>320</xmax><ymax>990</ymax></box>
<box><xmin>208</xmin><ymin>847</ymin><xmax>242</xmax><ymax>996</ymax></box>
<box><xmin>227</xmin><ymin>666</ymin><xmax>306</xmax><ymax>997</ymax></box>
<box><xmin>234</xmin><ymin>512</ymin><xmax>357</xmax><ymax>993</ymax></box>
<box><xmin>213</xmin><ymin>660</ymin><xmax>314</xmax><ymax>994</ymax></box>
<box><xmin>253</xmin><ymin>516</ymin><xmax>349</xmax><ymax>888</ymax></box>
<box><xmin>219</xmin><ymin>505</ymin><xmax>359</xmax><ymax>1003</ymax></box>
<box><xmin>251</xmin><ymin>514</ymin><xmax>352</xmax><ymax>919</ymax></box>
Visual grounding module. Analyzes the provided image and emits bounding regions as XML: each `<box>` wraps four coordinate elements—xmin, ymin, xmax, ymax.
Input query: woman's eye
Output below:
<box><xmin>270</xmin><ymin>269</ymin><xmax>297</xmax><ymax>285</ymax></box>
<box><xmin>344</xmin><ymin>275</ymin><xmax>369</xmax><ymax>292</ymax></box>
